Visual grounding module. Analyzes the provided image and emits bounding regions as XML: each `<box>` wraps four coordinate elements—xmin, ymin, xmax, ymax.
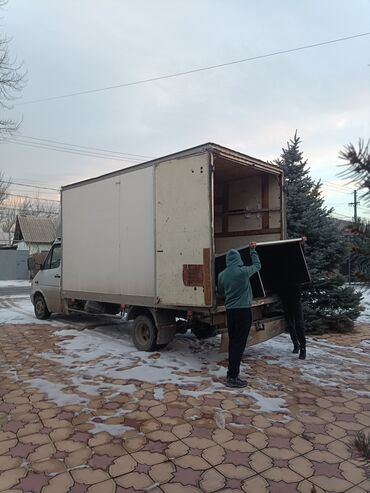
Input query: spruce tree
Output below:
<box><xmin>275</xmin><ymin>132</ymin><xmax>362</xmax><ymax>332</ymax></box>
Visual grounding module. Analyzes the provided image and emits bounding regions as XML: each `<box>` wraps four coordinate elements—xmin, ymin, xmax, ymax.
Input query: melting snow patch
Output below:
<box><xmin>0</xmin><ymin>296</ymin><xmax>62</xmax><ymax>326</ymax></box>
<box><xmin>88</xmin><ymin>420</ymin><xmax>136</xmax><ymax>435</ymax></box>
<box><xmin>153</xmin><ymin>387</ymin><xmax>165</xmax><ymax>401</ymax></box>
<box><xmin>245</xmin><ymin>389</ymin><xmax>289</xmax><ymax>414</ymax></box>
<box><xmin>27</xmin><ymin>378</ymin><xmax>88</xmax><ymax>406</ymax></box>
<box><xmin>0</xmin><ymin>280</ymin><xmax>31</xmax><ymax>287</ymax></box>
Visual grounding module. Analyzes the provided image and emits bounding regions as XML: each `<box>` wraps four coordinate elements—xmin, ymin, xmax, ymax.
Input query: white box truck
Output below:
<box><xmin>30</xmin><ymin>143</ymin><xmax>309</xmax><ymax>350</ymax></box>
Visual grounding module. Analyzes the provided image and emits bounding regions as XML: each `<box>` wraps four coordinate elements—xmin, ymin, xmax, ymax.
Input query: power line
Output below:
<box><xmin>4</xmin><ymin>192</ymin><xmax>60</xmax><ymax>203</ymax></box>
<box><xmin>331</xmin><ymin>212</ymin><xmax>354</xmax><ymax>219</ymax></box>
<box><xmin>9</xmin><ymin>187</ymin><xmax>59</xmax><ymax>196</ymax></box>
<box><xmin>5</xmin><ymin>138</ymin><xmax>145</xmax><ymax>163</ymax></box>
<box><xmin>321</xmin><ymin>180</ymin><xmax>352</xmax><ymax>192</ymax></box>
<box><xmin>0</xmin><ymin>205</ymin><xmax>59</xmax><ymax>215</ymax></box>
<box><xmin>16</xmin><ymin>32</ymin><xmax>370</xmax><ymax>106</ymax></box>
<box><xmin>325</xmin><ymin>202</ymin><xmax>352</xmax><ymax>206</ymax></box>
<box><xmin>9</xmin><ymin>181</ymin><xmax>60</xmax><ymax>191</ymax></box>
<box><xmin>12</xmin><ymin>177</ymin><xmax>61</xmax><ymax>188</ymax></box>
<box><xmin>322</xmin><ymin>184</ymin><xmax>352</xmax><ymax>195</ymax></box>
<box><xmin>19</xmin><ymin>135</ymin><xmax>153</xmax><ymax>160</ymax></box>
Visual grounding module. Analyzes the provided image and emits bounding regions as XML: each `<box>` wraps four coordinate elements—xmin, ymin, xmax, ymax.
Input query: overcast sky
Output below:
<box><xmin>1</xmin><ymin>0</ymin><xmax>370</xmax><ymax>219</ymax></box>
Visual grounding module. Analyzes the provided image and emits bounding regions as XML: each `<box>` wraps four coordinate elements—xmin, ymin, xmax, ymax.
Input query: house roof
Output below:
<box><xmin>13</xmin><ymin>215</ymin><xmax>56</xmax><ymax>244</ymax></box>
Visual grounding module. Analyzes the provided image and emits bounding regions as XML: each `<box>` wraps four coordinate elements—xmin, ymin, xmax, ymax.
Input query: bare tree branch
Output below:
<box><xmin>0</xmin><ymin>169</ymin><xmax>10</xmax><ymax>204</ymax></box>
<box><xmin>0</xmin><ymin>0</ymin><xmax>26</xmax><ymax>137</ymax></box>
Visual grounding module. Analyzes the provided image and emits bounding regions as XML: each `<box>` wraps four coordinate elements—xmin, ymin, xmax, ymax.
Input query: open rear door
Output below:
<box><xmin>155</xmin><ymin>153</ymin><xmax>213</xmax><ymax>307</ymax></box>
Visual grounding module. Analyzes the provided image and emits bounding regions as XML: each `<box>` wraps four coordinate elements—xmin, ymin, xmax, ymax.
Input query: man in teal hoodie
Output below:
<box><xmin>218</xmin><ymin>242</ymin><xmax>261</xmax><ymax>388</ymax></box>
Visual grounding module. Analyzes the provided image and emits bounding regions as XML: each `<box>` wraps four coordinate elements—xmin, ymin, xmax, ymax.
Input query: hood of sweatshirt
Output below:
<box><xmin>226</xmin><ymin>249</ymin><xmax>243</xmax><ymax>267</ymax></box>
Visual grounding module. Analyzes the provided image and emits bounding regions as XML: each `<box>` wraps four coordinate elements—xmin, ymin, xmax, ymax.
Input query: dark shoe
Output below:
<box><xmin>226</xmin><ymin>377</ymin><xmax>247</xmax><ymax>388</ymax></box>
<box><xmin>292</xmin><ymin>344</ymin><xmax>299</xmax><ymax>354</ymax></box>
<box><xmin>299</xmin><ymin>349</ymin><xmax>306</xmax><ymax>360</ymax></box>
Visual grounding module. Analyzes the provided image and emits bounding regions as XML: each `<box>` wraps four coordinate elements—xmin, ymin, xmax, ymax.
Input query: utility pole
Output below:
<box><xmin>349</xmin><ymin>190</ymin><xmax>360</xmax><ymax>223</ymax></box>
<box><xmin>348</xmin><ymin>190</ymin><xmax>360</xmax><ymax>283</ymax></box>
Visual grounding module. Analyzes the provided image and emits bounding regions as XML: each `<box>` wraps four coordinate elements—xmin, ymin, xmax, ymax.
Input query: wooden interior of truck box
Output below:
<box><xmin>213</xmin><ymin>156</ymin><xmax>283</xmax><ymax>254</ymax></box>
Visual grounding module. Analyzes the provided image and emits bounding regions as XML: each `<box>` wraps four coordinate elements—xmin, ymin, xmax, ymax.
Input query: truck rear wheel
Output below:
<box><xmin>34</xmin><ymin>294</ymin><xmax>51</xmax><ymax>320</ymax></box>
<box><xmin>132</xmin><ymin>315</ymin><xmax>158</xmax><ymax>351</ymax></box>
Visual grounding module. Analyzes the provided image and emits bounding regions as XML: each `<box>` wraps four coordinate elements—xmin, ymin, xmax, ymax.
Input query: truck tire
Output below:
<box><xmin>34</xmin><ymin>294</ymin><xmax>51</xmax><ymax>320</ymax></box>
<box><xmin>132</xmin><ymin>315</ymin><xmax>158</xmax><ymax>351</ymax></box>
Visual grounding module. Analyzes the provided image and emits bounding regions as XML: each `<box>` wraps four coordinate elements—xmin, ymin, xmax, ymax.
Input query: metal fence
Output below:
<box><xmin>0</xmin><ymin>249</ymin><xmax>29</xmax><ymax>280</ymax></box>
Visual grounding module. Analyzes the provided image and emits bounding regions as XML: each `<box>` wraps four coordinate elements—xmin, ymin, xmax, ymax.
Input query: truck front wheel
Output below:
<box><xmin>132</xmin><ymin>315</ymin><xmax>158</xmax><ymax>351</ymax></box>
<box><xmin>34</xmin><ymin>294</ymin><xmax>51</xmax><ymax>320</ymax></box>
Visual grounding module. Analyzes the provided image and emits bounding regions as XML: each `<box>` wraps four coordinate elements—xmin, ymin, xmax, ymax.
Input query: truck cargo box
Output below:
<box><xmin>61</xmin><ymin>142</ymin><xmax>286</xmax><ymax>310</ymax></box>
<box><xmin>29</xmin><ymin>143</ymin><xmax>302</xmax><ymax>350</ymax></box>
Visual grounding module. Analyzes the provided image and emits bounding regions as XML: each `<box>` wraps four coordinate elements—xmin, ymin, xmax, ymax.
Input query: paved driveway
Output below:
<box><xmin>0</xmin><ymin>302</ymin><xmax>369</xmax><ymax>492</ymax></box>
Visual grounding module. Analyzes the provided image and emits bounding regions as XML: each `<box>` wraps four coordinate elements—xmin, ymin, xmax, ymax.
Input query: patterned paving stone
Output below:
<box><xmin>0</xmin><ymin>323</ymin><xmax>369</xmax><ymax>493</ymax></box>
<box><xmin>202</xmin><ymin>445</ymin><xmax>225</xmax><ymax>466</ymax></box>
<box><xmin>339</xmin><ymin>461</ymin><xmax>367</xmax><ymax>484</ymax></box>
<box><xmin>31</xmin><ymin>458</ymin><xmax>66</xmax><ymax>474</ymax></box>
<box><xmin>93</xmin><ymin>443</ymin><xmax>126</xmax><ymax>457</ymax></box>
<box><xmin>327</xmin><ymin>439</ymin><xmax>353</xmax><ymax>460</ymax></box>
<box><xmin>212</xmin><ymin>429</ymin><xmax>233</xmax><ymax>445</ymax></box>
<box><xmin>115</xmin><ymin>471</ymin><xmax>153</xmax><ymax>490</ymax></box>
<box><xmin>0</xmin><ymin>440</ymin><xmax>18</xmax><ymax>455</ymax></box>
<box><xmin>290</xmin><ymin>436</ymin><xmax>313</xmax><ymax>454</ymax></box>
<box><xmin>122</xmin><ymin>434</ymin><xmax>146</xmax><ymax>453</ymax></box>
<box><xmin>88</xmin><ymin>453</ymin><xmax>115</xmax><ymax>471</ymax></box>
<box><xmin>199</xmin><ymin>469</ymin><xmax>225</xmax><ymax>492</ymax></box>
<box><xmin>0</xmin><ymin>467</ymin><xmax>27</xmax><ymax>491</ymax></box>
<box><xmin>0</xmin><ymin>455</ymin><xmax>22</xmax><ymax>473</ymax></box>
<box><xmin>162</xmin><ymin>484</ymin><xmax>202</xmax><ymax>493</ymax></box>
<box><xmin>86</xmin><ymin>479</ymin><xmax>116</xmax><ymax>493</ymax></box>
<box><xmin>132</xmin><ymin>451</ymin><xmax>167</xmax><ymax>466</ymax></box>
<box><xmin>346</xmin><ymin>487</ymin><xmax>368</xmax><ymax>493</ymax></box>
<box><xmin>71</xmin><ymin>468</ymin><xmax>110</xmax><ymax>485</ymax></box>
<box><xmin>41</xmin><ymin>471</ymin><xmax>74</xmax><ymax>493</ymax></box>
<box><xmin>174</xmin><ymin>454</ymin><xmax>210</xmax><ymax>471</ymax></box>
<box><xmin>216</xmin><ymin>462</ymin><xmax>255</xmax><ymax>480</ymax></box>
<box><xmin>16</xmin><ymin>471</ymin><xmax>50</xmax><ymax>493</ymax></box>
<box><xmin>149</xmin><ymin>461</ymin><xmax>175</xmax><ymax>483</ymax></box>
<box><xmin>261</xmin><ymin>466</ymin><xmax>303</xmax><ymax>483</ymax></box>
<box><xmin>266</xmin><ymin>480</ymin><xmax>302</xmax><ymax>492</ymax></box>
<box><xmin>0</xmin><ymin>432</ymin><xmax>16</xmax><ymax>444</ymax></box>
<box><xmin>297</xmin><ymin>479</ymin><xmax>325</xmax><ymax>493</ymax></box>
<box><xmin>109</xmin><ymin>455</ymin><xmax>136</xmax><ymax>478</ymax></box>
<box><xmin>310</xmin><ymin>475</ymin><xmax>353</xmax><ymax>492</ymax></box>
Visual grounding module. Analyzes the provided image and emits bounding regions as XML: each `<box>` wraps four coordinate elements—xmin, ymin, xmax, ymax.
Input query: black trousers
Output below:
<box><xmin>226</xmin><ymin>308</ymin><xmax>252</xmax><ymax>379</ymax></box>
<box><xmin>281</xmin><ymin>297</ymin><xmax>306</xmax><ymax>349</ymax></box>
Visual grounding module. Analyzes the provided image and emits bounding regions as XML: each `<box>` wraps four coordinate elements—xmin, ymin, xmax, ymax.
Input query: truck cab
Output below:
<box><xmin>30</xmin><ymin>241</ymin><xmax>62</xmax><ymax>319</ymax></box>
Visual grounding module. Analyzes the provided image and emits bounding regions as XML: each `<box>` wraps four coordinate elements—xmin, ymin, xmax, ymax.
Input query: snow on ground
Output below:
<box><xmin>29</xmin><ymin>326</ymin><xmax>289</xmax><ymax>418</ymax></box>
<box><xmin>0</xmin><ymin>280</ymin><xmax>31</xmax><ymax>287</ymax></box>
<box><xmin>357</xmin><ymin>285</ymin><xmax>370</xmax><ymax>323</ymax></box>
<box><xmin>36</xmin><ymin>320</ymin><xmax>369</xmax><ymax>424</ymax></box>
<box><xmin>1</xmin><ymin>293</ymin><xmax>369</xmax><ymax>431</ymax></box>
<box><xmin>248</xmin><ymin>334</ymin><xmax>369</xmax><ymax>393</ymax></box>
<box><xmin>0</xmin><ymin>295</ymin><xmax>61</xmax><ymax>326</ymax></box>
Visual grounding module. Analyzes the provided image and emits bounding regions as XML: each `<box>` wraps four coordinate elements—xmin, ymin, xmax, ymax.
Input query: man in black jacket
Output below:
<box><xmin>278</xmin><ymin>236</ymin><xmax>307</xmax><ymax>360</ymax></box>
<box><xmin>278</xmin><ymin>284</ymin><xmax>306</xmax><ymax>359</ymax></box>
